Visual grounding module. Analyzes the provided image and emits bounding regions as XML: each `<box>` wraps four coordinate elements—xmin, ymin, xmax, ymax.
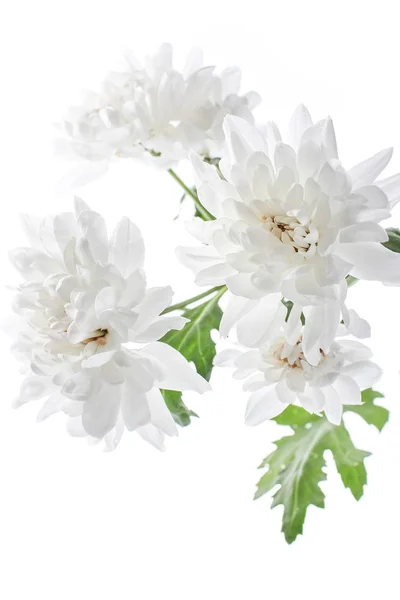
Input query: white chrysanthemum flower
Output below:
<box><xmin>8</xmin><ymin>199</ymin><xmax>209</xmax><ymax>450</ymax></box>
<box><xmin>215</xmin><ymin>311</ymin><xmax>381</xmax><ymax>426</ymax></box>
<box><xmin>58</xmin><ymin>43</ymin><xmax>260</xmax><ymax>178</ymax></box>
<box><xmin>179</xmin><ymin>107</ymin><xmax>400</xmax><ymax>353</ymax></box>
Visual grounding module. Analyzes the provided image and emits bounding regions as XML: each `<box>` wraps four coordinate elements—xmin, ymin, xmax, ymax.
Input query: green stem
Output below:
<box><xmin>168</xmin><ymin>168</ymin><xmax>214</xmax><ymax>221</ymax></box>
<box><xmin>163</xmin><ymin>285</ymin><xmax>227</xmax><ymax>314</ymax></box>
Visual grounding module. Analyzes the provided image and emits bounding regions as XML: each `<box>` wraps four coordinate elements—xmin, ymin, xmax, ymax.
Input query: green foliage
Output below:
<box><xmin>255</xmin><ymin>389</ymin><xmax>388</xmax><ymax>544</ymax></box>
<box><xmin>346</xmin><ymin>275</ymin><xmax>358</xmax><ymax>287</ymax></box>
<box><xmin>383</xmin><ymin>228</ymin><xmax>400</xmax><ymax>253</ymax></box>
<box><xmin>160</xmin><ymin>390</ymin><xmax>198</xmax><ymax>427</ymax></box>
<box><xmin>160</xmin><ymin>291</ymin><xmax>223</xmax><ymax>426</ymax></box>
<box><xmin>345</xmin><ymin>389</ymin><xmax>388</xmax><ymax>431</ymax></box>
<box><xmin>161</xmin><ymin>293</ymin><xmax>223</xmax><ymax>380</ymax></box>
<box><xmin>255</xmin><ymin>416</ymin><xmax>329</xmax><ymax>543</ymax></box>
<box><xmin>194</xmin><ymin>198</ymin><xmax>215</xmax><ymax>221</ymax></box>
<box><xmin>324</xmin><ymin>426</ymin><xmax>369</xmax><ymax>501</ymax></box>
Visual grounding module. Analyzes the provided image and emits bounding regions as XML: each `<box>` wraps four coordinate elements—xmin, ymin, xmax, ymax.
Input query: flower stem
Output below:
<box><xmin>163</xmin><ymin>285</ymin><xmax>227</xmax><ymax>314</ymax></box>
<box><xmin>168</xmin><ymin>168</ymin><xmax>214</xmax><ymax>221</ymax></box>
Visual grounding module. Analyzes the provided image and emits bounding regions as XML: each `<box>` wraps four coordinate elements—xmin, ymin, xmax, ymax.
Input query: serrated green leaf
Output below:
<box><xmin>255</xmin><ymin>393</ymin><xmax>386</xmax><ymax>543</ymax></box>
<box><xmin>160</xmin><ymin>389</ymin><xmax>198</xmax><ymax>427</ymax></box>
<box><xmin>255</xmin><ymin>418</ymin><xmax>331</xmax><ymax>543</ymax></box>
<box><xmin>273</xmin><ymin>405</ymin><xmax>319</xmax><ymax>427</ymax></box>
<box><xmin>324</xmin><ymin>427</ymin><xmax>370</xmax><ymax>500</ymax></box>
<box><xmin>160</xmin><ymin>292</ymin><xmax>223</xmax><ymax>381</ymax></box>
<box><xmin>345</xmin><ymin>388</ymin><xmax>388</xmax><ymax>431</ymax></box>
<box><xmin>383</xmin><ymin>228</ymin><xmax>400</xmax><ymax>253</ymax></box>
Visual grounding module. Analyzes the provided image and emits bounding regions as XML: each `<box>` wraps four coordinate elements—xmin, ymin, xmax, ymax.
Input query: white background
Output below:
<box><xmin>1</xmin><ymin>1</ymin><xmax>400</xmax><ymax>598</ymax></box>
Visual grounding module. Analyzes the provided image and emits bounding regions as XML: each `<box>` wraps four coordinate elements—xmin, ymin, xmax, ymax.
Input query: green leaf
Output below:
<box><xmin>255</xmin><ymin>417</ymin><xmax>330</xmax><ymax>544</ymax></box>
<box><xmin>345</xmin><ymin>388</ymin><xmax>389</xmax><ymax>431</ymax></box>
<box><xmin>324</xmin><ymin>426</ymin><xmax>369</xmax><ymax>500</ymax></box>
<box><xmin>160</xmin><ymin>389</ymin><xmax>198</xmax><ymax>427</ymax></box>
<box><xmin>255</xmin><ymin>391</ymin><xmax>386</xmax><ymax>543</ymax></box>
<box><xmin>274</xmin><ymin>405</ymin><xmax>319</xmax><ymax>427</ymax></box>
<box><xmin>346</xmin><ymin>275</ymin><xmax>358</xmax><ymax>287</ymax></box>
<box><xmin>160</xmin><ymin>292</ymin><xmax>223</xmax><ymax>381</ymax></box>
<box><xmin>383</xmin><ymin>228</ymin><xmax>400</xmax><ymax>253</ymax></box>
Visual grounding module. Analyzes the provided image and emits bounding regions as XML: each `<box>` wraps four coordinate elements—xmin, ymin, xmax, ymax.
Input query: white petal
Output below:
<box><xmin>337</xmin><ymin>242</ymin><xmax>400</xmax><ymax>283</ymax></box>
<box><xmin>66</xmin><ymin>416</ymin><xmax>87</xmax><ymax>438</ymax></box>
<box><xmin>340</xmin><ymin>223</ymin><xmax>388</xmax><ymax>244</ymax></box>
<box><xmin>376</xmin><ymin>172</ymin><xmax>400</xmax><ymax>208</ymax></box>
<box><xmin>214</xmin><ymin>348</ymin><xmax>242</xmax><ymax>367</ymax></box>
<box><xmin>109</xmin><ymin>217</ymin><xmax>145</xmax><ymax>277</ymax></box>
<box><xmin>342</xmin><ymin>361</ymin><xmax>382</xmax><ymax>388</ymax></box>
<box><xmin>337</xmin><ymin>339</ymin><xmax>373</xmax><ymax>361</ymax></box>
<box><xmin>134</xmin><ymin>316</ymin><xmax>187</xmax><ymax>343</ymax></box>
<box><xmin>82</xmin><ymin>384</ymin><xmax>120</xmax><ymax>438</ymax></box>
<box><xmin>74</xmin><ymin>197</ymin><xmax>91</xmax><ymax>215</ymax></box>
<box><xmin>223</xmin><ymin>115</ymin><xmax>266</xmax><ymax>157</ymax></box>
<box><xmin>349</xmin><ymin>148</ymin><xmax>393</xmax><ymax>188</ymax></box>
<box><xmin>36</xmin><ymin>394</ymin><xmax>64</xmax><ymax>421</ymax></box>
<box><xmin>95</xmin><ymin>286</ymin><xmax>118</xmax><ymax>318</ymax></box>
<box><xmin>299</xmin><ymin>387</ymin><xmax>325</xmax><ymax>413</ymax></box>
<box><xmin>121</xmin><ymin>380</ymin><xmax>151</xmax><ymax>431</ymax></box>
<box><xmin>297</xmin><ymin>140</ymin><xmax>322</xmax><ymax>180</ymax></box>
<box><xmin>245</xmin><ymin>387</ymin><xmax>285</xmax><ymax>425</ymax></box>
<box><xmin>104</xmin><ymin>420</ymin><xmax>125</xmax><ymax>451</ymax></box>
<box><xmin>122</xmin><ymin>353</ymin><xmax>155</xmax><ymax>393</ymax></box>
<box><xmin>318</xmin><ymin>161</ymin><xmax>351</xmax><ymax>196</ymax></box>
<box><xmin>275</xmin><ymin>379</ymin><xmax>296</xmax><ymax>404</ymax></box>
<box><xmin>288</xmin><ymin>104</ymin><xmax>313</xmax><ymax>150</ymax></box>
<box><xmin>15</xmin><ymin>377</ymin><xmax>50</xmax><ymax>407</ymax></box>
<box><xmin>121</xmin><ymin>270</ymin><xmax>146</xmax><ymax>308</ymax></box>
<box><xmin>195</xmin><ymin>262</ymin><xmax>236</xmax><ymax>286</ymax></box>
<box><xmin>77</xmin><ymin>209</ymin><xmax>108</xmax><ymax>264</ymax></box>
<box><xmin>332</xmin><ymin>375</ymin><xmax>361</xmax><ymax>406</ymax></box>
<box><xmin>322</xmin><ymin>117</ymin><xmax>338</xmax><ymax>160</ymax></box>
<box><xmin>285</xmin><ymin>303</ymin><xmax>302</xmax><ymax>345</ymax></box>
<box><xmin>226</xmin><ymin>273</ymin><xmax>269</xmax><ymax>299</ymax></box>
<box><xmin>219</xmin><ymin>295</ymin><xmax>256</xmax><ymax>337</ymax></box>
<box><xmin>134</xmin><ymin>287</ymin><xmax>173</xmax><ymax>332</ymax></box>
<box><xmin>274</xmin><ymin>142</ymin><xmax>297</xmax><ymax>173</ymax></box>
<box><xmin>322</xmin><ymin>387</ymin><xmax>343</xmax><ymax>425</ymax></box>
<box><xmin>236</xmin><ymin>294</ymin><xmax>285</xmax><ymax>347</ymax></box>
<box><xmin>342</xmin><ymin>308</ymin><xmax>371</xmax><ymax>339</ymax></box>
<box><xmin>146</xmin><ymin>388</ymin><xmax>178</xmax><ymax>437</ymax></box>
<box><xmin>61</xmin><ymin>371</ymin><xmax>100</xmax><ymax>400</ymax></box>
<box><xmin>53</xmin><ymin>213</ymin><xmax>80</xmax><ymax>255</ymax></box>
<box><xmin>142</xmin><ymin>342</ymin><xmax>210</xmax><ymax>393</ymax></box>
<box><xmin>136</xmin><ymin>424</ymin><xmax>165</xmax><ymax>451</ymax></box>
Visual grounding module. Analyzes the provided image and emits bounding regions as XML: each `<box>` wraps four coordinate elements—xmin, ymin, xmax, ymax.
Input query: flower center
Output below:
<box><xmin>270</xmin><ymin>337</ymin><xmax>325</xmax><ymax>371</ymax></box>
<box><xmin>273</xmin><ymin>340</ymin><xmax>305</xmax><ymax>369</ymax></box>
<box><xmin>81</xmin><ymin>329</ymin><xmax>109</xmax><ymax>346</ymax></box>
<box><xmin>261</xmin><ymin>215</ymin><xmax>311</xmax><ymax>253</ymax></box>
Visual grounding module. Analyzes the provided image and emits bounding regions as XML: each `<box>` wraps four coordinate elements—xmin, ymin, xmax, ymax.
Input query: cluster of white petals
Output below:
<box><xmin>7</xmin><ymin>42</ymin><xmax>398</xmax><ymax>448</ymax></box>
<box><xmin>215</xmin><ymin>311</ymin><xmax>381</xmax><ymax>425</ymax></box>
<box><xmin>58</xmin><ymin>43</ymin><xmax>260</xmax><ymax>177</ymax></box>
<box><xmin>9</xmin><ymin>199</ymin><xmax>209</xmax><ymax>450</ymax></box>
<box><xmin>179</xmin><ymin>106</ymin><xmax>400</xmax><ymax>362</ymax></box>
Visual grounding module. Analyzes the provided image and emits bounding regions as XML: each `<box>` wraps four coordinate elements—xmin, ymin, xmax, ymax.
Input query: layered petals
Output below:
<box><xmin>9</xmin><ymin>200</ymin><xmax>208</xmax><ymax>450</ymax></box>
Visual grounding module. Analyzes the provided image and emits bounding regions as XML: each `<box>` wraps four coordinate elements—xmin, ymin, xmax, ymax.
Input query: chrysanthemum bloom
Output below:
<box><xmin>215</xmin><ymin>311</ymin><xmax>381</xmax><ymax>426</ymax></box>
<box><xmin>179</xmin><ymin>106</ymin><xmax>400</xmax><ymax>355</ymax></box>
<box><xmin>9</xmin><ymin>199</ymin><xmax>209</xmax><ymax>450</ymax></box>
<box><xmin>57</xmin><ymin>43</ymin><xmax>260</xmax><ymax>177</ymax></box>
